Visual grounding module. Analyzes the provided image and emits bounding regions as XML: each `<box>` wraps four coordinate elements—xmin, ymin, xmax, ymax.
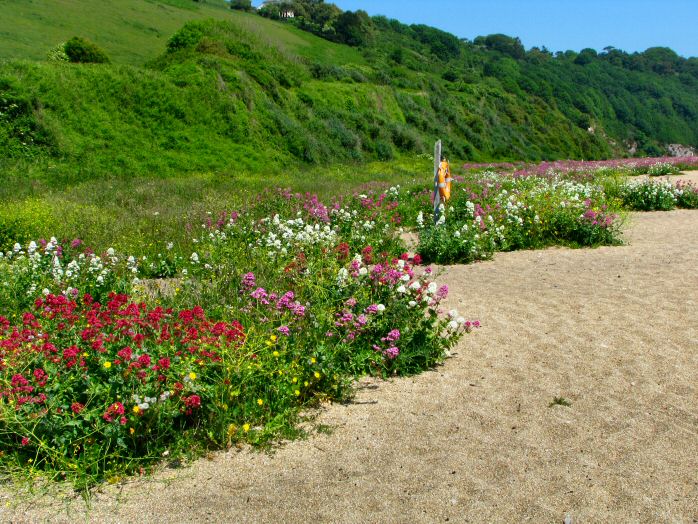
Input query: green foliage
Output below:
<box><xmin>621</xmin><ymin>180</ymin><xmax>677</xmax><ymax>210</ymax></box>
<box><xmin>46</xmin><ymin>43</ymin><xmax>69</xmax><ymax>62</ymax></box>
<box><xmin>0</xmin><ymin>185</ymin><xmax>469</xmax><ymax>488</ymax></box>
<box><xmin>407</xmin><ymin>173</ymin><xmax>624</xmax><ymax>264</ymax></box>
<box><xmin>333</xmin><ymin>10</ymin><xmax>374</xmax><ymax>47</ymax></box>
<box><xmin>229</xmin><ymin>0</ymin><xmax>252</xmax><ymax>11</ymax></box>
<box><xmin>64</xmin><ymin>37</ymin><xmax>110</xmax><ymax>64</ymax></box>
<box><xmin>0</xmin><ymin>1</ymin><xmax>697</xmax><ymax>190</ymax></box>
<box><xmin>477</xmin><ymin>34</ymin><xmax>525</xmax><ymax>59</ymax></box>
<box><xmin>0</xmin><ymin>199</ymin><xmax>55</xmax><ymax>251</ymax></box>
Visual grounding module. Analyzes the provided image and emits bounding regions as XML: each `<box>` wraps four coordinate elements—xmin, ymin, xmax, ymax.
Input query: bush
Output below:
<box><xmin>0</xmin><ymin>187</ymin><xmax>473</xmax><ymax>488</ymax></box>
<box><xmin>64</xmin><ymin>37</ymin><xmax>110</xmax><ymax>64</ymax></box>
<box><xmin>674</xmin><ymin>180</ymin><xmax>698</xmax><ymax>208</ymax></box>
<box><xmin>46</xmin><ymin>43</ymin><xmax>69</xmax><ymax>62</ymax></box>
<box><xmin>647</xmin><ymin>162</ymin><xmax>680</xmax><ymax>176</ymax></box>
<box><xmin>229</xmin><ymin>0</ymin><xmax>252</xmax><ymax>11</ymax></box>
<box><xmin>621</xmin><ymin>180</ymin><xmax>677</xmax><ymax>210</ymax></box>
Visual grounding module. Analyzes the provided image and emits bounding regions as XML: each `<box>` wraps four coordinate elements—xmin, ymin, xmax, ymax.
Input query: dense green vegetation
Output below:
<box><xmin>0</xmin><ymin>0</ymin><xmax>697</xmax><ymax>220</ymax></box>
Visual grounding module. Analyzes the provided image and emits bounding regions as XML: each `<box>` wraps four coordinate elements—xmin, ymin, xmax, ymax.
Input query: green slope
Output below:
<box><xmin>0</xmin><ymin>0</ymin><xmax>236</xmax><ymax>65</ymax></box>
<box><xmin>1</xmin><ymin>1</ymin><xmax>697</xmax><ymax>196</ymax></box>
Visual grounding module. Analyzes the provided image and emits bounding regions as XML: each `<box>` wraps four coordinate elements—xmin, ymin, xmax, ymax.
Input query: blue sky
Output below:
<box><xmin>327</xmin><ymin>0</ymin><xmax>698</xmax><ymax>58</ymax></box>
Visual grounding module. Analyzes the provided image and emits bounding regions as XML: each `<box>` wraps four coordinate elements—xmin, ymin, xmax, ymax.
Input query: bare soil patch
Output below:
<box><xmin>2</xmin><ymin>210</ymin><xmax>697</xmax><ymax>523</ymax></box>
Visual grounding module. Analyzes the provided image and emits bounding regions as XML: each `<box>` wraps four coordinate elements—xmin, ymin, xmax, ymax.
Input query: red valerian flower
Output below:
<box><xmin>71</xmin><ymin>402</ymin><xmax>85</xmax><ymax>414</ymax></box>
<box><xmin>117</xmin><ymin>347</ymin><xmax>133</xmax><ymax>361</ymax></box>
<box><xmin>103</xmin><ymin>402</ymin><xmax>125</xmax><ymax>422</ymax></box>
<box><xmin>183</xmin><ymin>395</ymin><xmax>201</xmax><ymax>409</ymax></box>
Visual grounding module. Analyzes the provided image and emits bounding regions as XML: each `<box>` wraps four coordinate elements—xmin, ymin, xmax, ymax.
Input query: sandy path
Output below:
<box><xmin>3</xmin><ymin>209</ymin><xmax>698</xmax><ymax>523</ymax></box>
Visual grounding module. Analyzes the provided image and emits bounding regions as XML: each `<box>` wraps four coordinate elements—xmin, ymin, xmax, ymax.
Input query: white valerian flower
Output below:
<box><xmin>359</xmin><ymin>267</ymin><xmax>368</xmax><ymax>276</ymax></box>
<box><xmin>400</xmin><ymin>274</ymin><xmax>410</xmax><ymax>282</ymax></box>
<box><xmin>456</xmin><ymin>317</ymin><xmax>465</xmax><ymax>325</ymax></box>
<box><xmin>447</xmin><ymin>320</ymin><xmax>458</xmax><ymax>331</ymax></box>
<box><xmin>376</xmin><ymin>304</ymin><xmax>385</xmax><ymax>312</ymax></box>
<box><xmin>396</xmin><ymin>285</ymin><xmax>407</xmax><ymax>294</ymax></box>
<box><xmin>106</xmin><ymin>247</ymin><xmax>115</xmax><ymax>256</ymax></box>
<box><xmin>190</xmin><ymin>252</ymin><xmax>199</xmax><ymax>263</ymax></box>
<box><xmin>416</xmin><ymin>211</ymin><xmax>424</xmax><ymax>228</ymax></box>
<box><xmin>427</xmin><ymin>282</ymin><xmax>438</xmax><ymax>295</ymax></box>
<box><xmin>448</xmin><ymin>309</ymin><xmax>458</xmax><ymax>319</ymax></box>
<box><xmin>409</xmin><ymin>281</ymin><xmax>421</xmax><ymax>290</ymax></box>
<box><xmin>166</xmin><ymin>242</ymin><xmax>174</xmax><ymax>250</ymax></box>
<box><xmin>408</xmin><ymin>300</ymin><xmax>417</xmax><ymax>308</ymax></box>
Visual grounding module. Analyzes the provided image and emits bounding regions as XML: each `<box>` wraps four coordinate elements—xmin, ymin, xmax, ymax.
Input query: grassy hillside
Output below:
<box><xmin>1</xmin><ymin>1</ymin><xmax>697</xmax><ymax>199</ymax></box>
<box><xmin>0</xmin><ymin>0</ymin><xmax>236</xmax><ymax>65</ymax></box>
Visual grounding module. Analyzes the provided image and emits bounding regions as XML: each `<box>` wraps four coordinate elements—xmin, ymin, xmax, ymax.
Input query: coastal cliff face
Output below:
<box><xmin>666</xmin><ymin>143</ymin><xmax>697</xmax><ymax>157</ymax></box>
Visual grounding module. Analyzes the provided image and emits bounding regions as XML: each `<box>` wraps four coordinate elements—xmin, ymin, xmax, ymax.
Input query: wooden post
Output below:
<box><xmin>433</xmin><ymin>139</ymin><xmax>442</xmax><ymax>225</ymax></box>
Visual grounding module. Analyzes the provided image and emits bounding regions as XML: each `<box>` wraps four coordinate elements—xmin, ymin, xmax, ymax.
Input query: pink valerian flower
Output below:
<box><xmin>436</xmin><ymin>285</ymin><xmax>449</xmax><ymax>299</ymax></box>
<box><xmin>276</xmin><ymin>291</ymin><xmax>295</xmax><ymax>310</ymax></box>
<box><xmin>345</xmin><ymin>297</ymin><xmax>357</xmax><ymax>308</ymax></box>
<box><xmin>277</xmin><ymin>325</ymin><xmax>291</xmax><ymax>336</ymax></box>
<box><xmin>355</xmin><ymin>314</ymin><xmax>368</xmax><ymax>327</ymax></box>
<box><xmin>241</xmin><ymin>272</ymin><xmax>256</xmax><ymax>289</ymax></box>
<box><xmin>365</xmin><ymin>304</ymin><xmax>379</xmax><ymax>314</ymax></box>
<box><xmin>291</xmin><ymin>303</ymin><xmax>306</xmax><ymax>317</ymax></box>
<box><xmin>250</xmin><ymin>287</ymin><xmax>270</xmax><ymax>304</ymax></box>
<box><xmin>384</xmin><ymin>347</ymin><xmax>400</xmax><ymax>359</ymax></box>
<box><xmin>335</xmin><ymin>311</ymin><xmax>354</xmax><ymax>327</ymax></box>
<box><xmin>21</xmin><ymin>437</ymin><xmax>30</xmax><ymax>446</ymax></box>
<box><xmin>382</xmin><ymin>329</ymin><xmax>401</xmax><ymax>343</ymax></box>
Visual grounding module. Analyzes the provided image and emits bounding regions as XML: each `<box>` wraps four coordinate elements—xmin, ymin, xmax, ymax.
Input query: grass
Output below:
<box><xmin>0</xmin><ymin>0</ymin><xmax>234</xmax><ymax>65</ymax></box>
<box><xmin>0</xmin><ymin>155</ymin><xmax>433</xmax><ymax>253</ymax></box>
<box><xmin>549</xmin><ymin>397</ymin><xmax>572</xmax><ymax>408</ymax></box>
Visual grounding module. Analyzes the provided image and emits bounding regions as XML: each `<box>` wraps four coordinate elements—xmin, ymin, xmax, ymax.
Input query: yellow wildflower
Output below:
<box><xmin>130</xmin><ymin>427</ymin><xmax>135</xmax><ymax>434</ymax></box>
<box><xmin>189</xmin><ymin>372</ymin><xmax>197</xmax><ymax>381</ymax></box>
<box><xmin>133</xmin><ymin>406</ymin><xmax>141</xmax><ymax>414</ymax></box>
<box><xmin>294</xmin><ymin>390</ymin><xmax>300</xmax><ymax>396</ymax></box>
<box><xmin>103</xmin><ymin>361</ymin><xmax>112</xmax><ymax>369</ymax></box>
<box><xmin>257</xmin><ymin>398</ymin><xmax>264</xmax><ymax>406</ymax></box>
<box><xmin>243</xmin><ymin>423</ymin><xmax>250</xmax><ymax>432</ymax></box>
<box><xmin>292</xmin><ymin>377</ymin><xmax>298</xmax><ymax>383</ymax></box>
<box><xmin>314</xmin><ymin>372</ymin><xmax>321</xmax><ymax>379</ymax></box>
<box><xmin>270</xmin><ymin>335</ymin><xmax>277</xmax><ymax>342</ymax></box>
<box><xmin>310</xmin><ymin>357</ymin><xmax>316</xmax><ymax>364</ymax></box>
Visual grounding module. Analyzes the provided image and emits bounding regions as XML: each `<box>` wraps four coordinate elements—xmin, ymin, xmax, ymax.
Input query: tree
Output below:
<box><xmin>64</xmin><ymin>37</ymin><xmax>110</xmax><ymax>64</ymax></box>
<box><xmin>574</xmin><ymin>48</ymin><xmax>598</xmax><ymax>66</ymax></box>
<box><xmin>479</xmin><ymin>34</ymin><xmax>525</xmax><ymax>59</ymax></box>
<box><xmin>230</xmin><ymin>0</ymin><xmax>252</xmax><ymax>11</ymax></box>
<box><xmin>333</xmin><ymin>10</ymin><xmax>373</xmax><ymax>47</ymax></box>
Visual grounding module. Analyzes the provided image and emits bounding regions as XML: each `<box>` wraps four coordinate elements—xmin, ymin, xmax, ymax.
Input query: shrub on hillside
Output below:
<box><xmin>64</xmin><ymin>37</ymin><xmax>110</xmax><ymax>64</ymax></box>
<box><xmin>46</xmin><ymin>43</ymin><xmax>69</xmax><ymax>62</ymax></box>
<box><xmin>229</xmin><ymin>0</ymin><xmax>252</xmax><ymax>11</ymax></box>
